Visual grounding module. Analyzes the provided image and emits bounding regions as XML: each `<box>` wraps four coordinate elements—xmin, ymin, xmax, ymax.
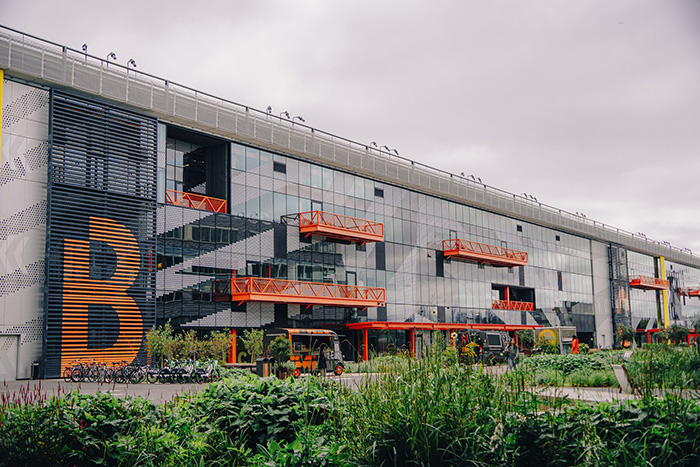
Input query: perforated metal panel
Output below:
<box><xmin>45</xmin><ymin>91</ymin><xmax>157</xmax><ymax>377</ymax></box>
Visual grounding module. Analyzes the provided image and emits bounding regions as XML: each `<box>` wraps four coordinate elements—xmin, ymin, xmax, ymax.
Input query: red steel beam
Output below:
<box><xmin>298</xmin><ymin>210</ymin><xmax>384</xmax><ymax>243</ymax></box>
<box><xmin>443</xmin><ymin>239</ymin><xmax>528</xmax><ymax>268</ymax></box>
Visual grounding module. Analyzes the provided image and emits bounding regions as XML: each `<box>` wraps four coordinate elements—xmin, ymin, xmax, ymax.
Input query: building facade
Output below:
<box><xmin>1</xmin><ymin>27</ymin><xmax>699</xmax><ymax>379</ymax></box>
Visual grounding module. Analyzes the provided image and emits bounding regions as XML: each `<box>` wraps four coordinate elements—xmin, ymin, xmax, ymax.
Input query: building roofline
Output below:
<box><xmin>2</xmin><ymin>24</ymin><xmax>698</xmax><ymax>268</ymax></box>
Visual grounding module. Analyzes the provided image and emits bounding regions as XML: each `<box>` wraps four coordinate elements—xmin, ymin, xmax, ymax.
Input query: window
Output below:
<box><xmin>556</xmin><ymin>235</ymin><xmax>561</xmax><ymax>242</ymax></box>
<box><xmin>516</xmin><ymin>225</ymin><xmax>523</xmax><ymax>233</ymax></box>
<box><xmin>273</xmin><ymin>161</ymin><xmax>287</xmax><ymax>174</ymax></box>
<box><xmin>557</xmin><ymin>271</ymin><xmax>563</xmax><ymax>291</ymax></box>
<box><xmin>374</xmin><ymin>187</ymin><xmax>384</xmax><ymax>198</ymax></box>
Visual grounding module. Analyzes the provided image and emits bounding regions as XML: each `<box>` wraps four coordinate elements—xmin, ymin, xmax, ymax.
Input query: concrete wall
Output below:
<box><xmin>0</xmin><ymin>79</ymin><xmax>48</xmax><ymax>379</ymax></box>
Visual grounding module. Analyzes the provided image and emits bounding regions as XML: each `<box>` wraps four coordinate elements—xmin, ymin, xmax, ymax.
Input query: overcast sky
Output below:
<box><xmin>3</xmin><ymin>0</ymin><xmax>699</xmax><ymax>254</ymax></box>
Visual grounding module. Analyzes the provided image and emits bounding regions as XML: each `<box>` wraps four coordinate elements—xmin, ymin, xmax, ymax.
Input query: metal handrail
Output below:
<box><xmin>165</xmin><ymin>189</ymin><xmax>227</xmax><ymax>213</ymax></box>
<box><xmin>299</xmin><ymin>211</ymin><xmax>384</xmax><ymax>236</ymax></box>
<box><xmin>224</xmin><ymin>277</ymin><xmax>385</xmax><ymax>307</ymax></box>
<box><xmin>492</xmin><ymin>300</ymin><xmax>535</xmax><ymax>311</ymax></box>
<box><xmin>443</xmin><ymin>239</ymin><xmax>528</xmax><ymax>262</ymax></box>
<box><xmin>628</xmin><ymin>275</ymin><xmax>669</xmax><ymax>289</ymax></box>
<box><xmin>1</xmin><ymin>24</ymin><xmax>696</xmax><ymax>265</ymax></box>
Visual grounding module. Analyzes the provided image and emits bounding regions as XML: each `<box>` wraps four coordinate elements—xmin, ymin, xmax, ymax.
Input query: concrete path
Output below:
<box><xmin>1</xmin><ymin>372</ymin><xmax>376</xmax><ymax>405</ymax></box>
<box><xmin>3</xmin><ymin>373</ymin><xmax>695</xmax><ymax>405</ymax></box>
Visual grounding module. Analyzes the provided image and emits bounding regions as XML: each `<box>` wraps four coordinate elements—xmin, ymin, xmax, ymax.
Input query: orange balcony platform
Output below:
<box><xmin>689</xmin><ymin>288</ymin><xmax>700</xmax><ymax>297</ymax></box>
<box><xmin>215</xmin><ymin>277</ymin><xmax>385</xmax><ymax>308</ymax></box>
<box><xmin>285</xmin><ymin>211</ymin><xmax>383</xmax><ymax>244</ymax></box>
<box><xmin>492</xmin><ymin>300</ymin><xmax>534</xmax><ymax>311</ymax></box>
<box><xmin>629</xmin><ymin>275</ymin><xmax>668</xmax><ymax>291</ymax></box>
<box><xmin>443</xmin><ymin>239</ymin><xmax>528</xmax><ymax>268</ymax></box>
<box><xmin>166</xmin><ymin>189</ymin><xmax>227</xmax><ymax>213</ymax></box>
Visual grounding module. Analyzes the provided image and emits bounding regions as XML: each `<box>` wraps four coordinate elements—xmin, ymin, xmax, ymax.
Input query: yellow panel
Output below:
<box><xmin>660</xmin><ymin>256</ymin><xmax>670</xmax><ymax>329</ymax></box>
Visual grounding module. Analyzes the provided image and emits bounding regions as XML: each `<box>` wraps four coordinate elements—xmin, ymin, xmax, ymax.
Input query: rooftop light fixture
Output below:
<box><xmin>266</xmin><ymin>106</ymin><xmax>272</xmax><ymax>113</ymax></box>
<box><xmin>380</xmin><ymin>145</ymin><xmax>391</xmax><ymax>152</ymax></box>
<box><xmin>81</xmin><ymin>43</ymin><xmax>88</xmax><ymax>59</ymax></box>
<box><xmin>292</xmin><ymin>116</ymin><xmax>305</xmax><ymax>123</ymax></box>
<box><xmin>370</xmin><ymin>141</ymin><xmax>378</xmax><ymax>147</ymax></box>
<box><xmin>126</xmin><ymin>59</ymin><xmax>136</xmax><ymax>74</ymax></box>
<box><xmin>106</xmin><ymin>52</ymin><xmax>116</xmax><ymax>68</ymax></box>
<box><xmin>280</xmin><ymin>111</ymin><xmax>290</xmax><ymax>119</ymax></box>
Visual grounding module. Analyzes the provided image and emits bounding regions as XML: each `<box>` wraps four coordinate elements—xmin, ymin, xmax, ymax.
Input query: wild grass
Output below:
<box><xmin>3</xmin><ymin>351</ymin><xmax>700</xmax><ymax>465</ymax></box>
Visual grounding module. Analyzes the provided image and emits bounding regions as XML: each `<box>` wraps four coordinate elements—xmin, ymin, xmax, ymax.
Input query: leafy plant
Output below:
<box><xmin>516</xmin><ymin>330</ymin><xmax>535</xmax><ymax>349</ymax></box>
<box><xmin>242</xmin><ymin>328</ymin><xmax>265</xmax><ymax>363</ymax></box>
<box><xmin>268</xmin><ymin>336</ymin><xmax>292</xmax><ymax>364</ymax></box>
<box><xmin>619</xmin><ymin>325</ymin><xmax>635</xmax><ymax>346</ymax></box>
<box><xmin>668</xmin><ymin>324</ymin><xmax>690</xmax><ymax>344</ymax></box>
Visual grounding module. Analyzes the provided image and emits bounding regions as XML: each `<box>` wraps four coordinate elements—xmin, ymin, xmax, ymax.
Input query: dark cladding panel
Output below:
<box><xmin>45</xmin><ymin>91</ymin><xmax>157</xmax><ymax>377</ymax></box>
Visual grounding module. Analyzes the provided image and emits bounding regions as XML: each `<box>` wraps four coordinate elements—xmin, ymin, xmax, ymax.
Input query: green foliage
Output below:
<box><xmin>627</xmin><ymin>343</ymin><xmax>700</xmax><ymax>391</ymax></box>
<box><xmin>619</xmin><ymin>325</ymin><xmax>635</xmax><ymax>344</ymax></box>
<box><xmin>441</xmin><ymin>346</ymin><xmax>458</xmax><ymax>366</ymax></box>
<box><xmin>242</xmin><ymin>329</ymin><xmax>265</xmax><ymax>363</ymax></box>
<box><xmin>4</xmin><ymin>356</ymin><xmax>700</xmax><ymax>465</ymax></box>
<box><xmin>147</xmin><ymin>321</ymin><xmax>176</xmax><ymax>365</ymax></box>
<box><xmin>267</xmin><ymin>336</ymin><xmax>292</xmax><ymax>363</ymax></box>
<box><xmin>516</xmin><ymin>330</ymin><xmax>535</xmax><ymax>349</ymax></box>
<box><xmin>0</xmin><ymin>371</ymin><xmax>336</xmax><ymax>467</ymax></box>
<box><xmin>668</xmin><ymin>324</ymin><xmax>690</xmax><ymax>344</ymax></box>
<box><xmin>519</xmin><ymin>353</ymin><xmax>619</xmax><ymax>388</ymax></box>
<box><xmin>147</xmin><ymin>324</ymin><xmax>232</xmax><ymax>365</ymax></box>
<box><xmin>344</xmin><ymin>354</ymin><xmax>411</xmax><ymax>374</ymax></box>
<box><xmin>536</xmin><ymin>334</ymin><xmax>559</xmax><ymax>354</ymax></box>
<box><xmin>579</xmin><ymin>342</ymin><xmax>590</xmax><ymax>354</ymax></box>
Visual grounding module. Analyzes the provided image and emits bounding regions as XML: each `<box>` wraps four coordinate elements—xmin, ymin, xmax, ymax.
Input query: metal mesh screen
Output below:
<box><xmin>45</xmin><ymin>91</ymin><xmax>157</xmax><ymax>377</ymax></box>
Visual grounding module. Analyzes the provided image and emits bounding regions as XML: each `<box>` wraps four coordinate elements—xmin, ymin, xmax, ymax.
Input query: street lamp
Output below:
<box><xmin>106</xmin><ymin>52</ymin><xmax>117</xmax><ymax>68</ymax></box>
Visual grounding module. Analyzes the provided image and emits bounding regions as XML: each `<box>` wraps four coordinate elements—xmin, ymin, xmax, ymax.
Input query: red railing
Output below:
<box><xmin>688</xmin><ymin>288</ymin><xmax>700</xmax><ymax>297</ymax></box>
<box><xmin>492</xmin><ymin>300</ymin><xmax>534</xmax><ymax>311</ymax></box>
<box><xmin>628</xmin><ymin>275</ymin><xmax>668</xmax><ymax>291</ymax></box>
<box><xmin>216</xmin><ymin>277</ymin><xmax>385</xmax><ymax>308</ymax></box>
<box><xmin>443</xmin><ymin>239</ymin><xmax>528</xmax><ymax>268</ymax></box>
<box><xmin>165</xmin><ymin>189</ymin><xmax>227</xmax><ymax>213</ymax></box>
<box><xmin>296</xmin><ymin>211</ymin><xmax>383</xmax><ymax>243</ymax></box>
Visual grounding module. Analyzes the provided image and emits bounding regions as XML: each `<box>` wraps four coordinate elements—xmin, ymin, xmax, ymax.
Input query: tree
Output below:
<box><xmin>146</xmin><ymin>321</ymin><xmax>176</xmax><ymax>366</ymax></box>
<box><xmin>242</xmin><ymin>329</ymin><xmax>264</xmax><ymax>363</ymax></box>
<box><xmin>619</xmin><ymin>325</ymin><xmax>635</xmax><ymax>347</ymax></box>
<box><xmin>516</xmin><ymin>330</ymin><xmax>535</xmax><ymax>349</ymax></box>
<box><xmin>267</xmin><ymin>336</ymin><xmax>291</xmax><ymax>364</ymax></box>
<box><xmin>668</xmin><ymin>324</ymin><xmax>690</xmax><ymax>345</ymax></box>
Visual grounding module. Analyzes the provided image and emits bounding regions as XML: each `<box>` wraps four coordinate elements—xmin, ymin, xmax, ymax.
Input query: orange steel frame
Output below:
<box><xmin>165</xmin><ymin>188</ymin><xmax>227</xmax><ymax>213</ymax></box>
<box><xmin>628</xmin><ymin>275</ymin><xmax>669</xmax><ymax>290</ymax></box>
<box><xmin>442</xmin><ymin>239</ymin><xmax>528</xmax><ymax>268</ymax></box>
<box><xmin>347</xmin><ymin>321</ymin><xmax>543</xmax><ymax>361</ymax></box>
<box><xmin>492</xmin><ymin>300</ymin><xmax>535</xmax><ymax>311</ymax></box>
<box><xmin>228</xmin><ymin>277</ymin><xmax>385</xmax><ymax>308</ymax></box>
<box><xmin>297</xmin><ymin>210</ymin><xmax>383</xmax><ymax>244</ymax></box>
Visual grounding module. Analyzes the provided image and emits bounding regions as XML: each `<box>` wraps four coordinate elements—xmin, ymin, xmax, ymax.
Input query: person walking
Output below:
<box><xmin>571</xmin><ymin>334</ymin><xmax>580</xmax><ymax>354</ymax></box>
<box><xmin>317</xmin><ymin>344</ymin><xmax>328</xmax><ymax>377</ymax></box>
<box><xmin>505</xmin><ymin>338</ymin><xmax>519</xmax><ymax>371</ymax></box>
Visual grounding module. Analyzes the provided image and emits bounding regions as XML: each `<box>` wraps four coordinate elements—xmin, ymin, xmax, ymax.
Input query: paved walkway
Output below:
<box><xmin>3</xmin><ymin>374</ymin><xmax>696</xmax><ymax>405</ymax></box>
<box><xmin>1</xmin><ymin>372</ymin><xmax>375</xmax><ymax>404</ymax></box>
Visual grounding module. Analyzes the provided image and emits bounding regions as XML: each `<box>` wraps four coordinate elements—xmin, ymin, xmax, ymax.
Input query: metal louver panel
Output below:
<box><xmin>46</xmin><ymin>91</ymin><xmax>157</xmax><ymax>377</ymax></box>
